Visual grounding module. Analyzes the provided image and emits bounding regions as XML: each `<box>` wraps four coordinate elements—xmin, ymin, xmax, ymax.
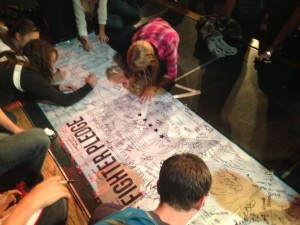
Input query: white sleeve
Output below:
<box><xmin>98</xmin><ymin>0</ymin><xmax>108</xmax><ymax>25</ymax></box>
<box><xmin>0</xmin><ymin>38</ymin><xmax>11</xmax><ymax>52</ymax></box>
<box><xmin>72</xmin><ymin>0</ymin><xmax>88</xmax><ymax>37</ymax></box>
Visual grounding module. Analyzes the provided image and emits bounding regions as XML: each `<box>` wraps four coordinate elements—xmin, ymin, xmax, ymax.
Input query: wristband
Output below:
<box><xmin>266</xmin><ymin>51</ymin><xmax>272</xmax><ymax>57</ymax></box>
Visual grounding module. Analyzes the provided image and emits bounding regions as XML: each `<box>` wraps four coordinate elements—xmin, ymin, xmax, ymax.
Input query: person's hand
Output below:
<box><xmin>139</xmin><ymin>85</ymin><xmax>158</xmax><ymax>103</ymax></box>
<box><xmin>59</xmin><ymin>84</ymin><xmax>77</xmax><ymax>91</ymax></box>
<box><xmin>85</xmin><ymin>73</ymin><xmax>98</xmax><ymax>88</ymax></box>
<box><xmin>255</xmin><ymin>51</ymin><xmax>271</xmax><ymax>62</ymax></box>
<box><xmin>0</xmin><ymin>190</ymin><xmax>22</xmax><ymax>214</ymax></box>
<box><xmin>22</xmin><ymin>176</ymin><xmax>71</xmax><ymax>211</ymax></box>
<box><xmin>2</xmin><ymin>177</ymin><xmax>70</xmax><ymax>225</ymax></box>
<box><xmin>97</xmin><ymin>33</ymin><xmax>109</xmax><ymax>43</ymax></box>
<box><xmin>52</xmin><ymin>69</ymin><xmax>67</xmax><ymax>82</ymax></box>
<box><xmin>80</xmin><ymin>36</ymin><xmax>93</xmax><ymax>51</ymax></box>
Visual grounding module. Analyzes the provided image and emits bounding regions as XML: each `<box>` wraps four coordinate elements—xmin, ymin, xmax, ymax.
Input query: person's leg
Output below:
<box><xmin>36</xmin><ymin>198</ymin><xmax>69</xmax><ymax>225</ymax></box>
<box><xmin>107</xmin><ymin>0</ymin><xmax>140</xmax><ymax>20</ymax></box>
<box><xmin>106</xmin><ymin>14</ymin><xmax>124</xmax><ymax>31</ymax></box>
<box><xmin>108</xmin><ymin>25</ymin><xmax>136</xmax><ymax>56</ymax></box>
<box><xmin>0</xmin><ymin>110</ymin><xmax>16</xmax><ymax>133</ymax></box>
<box><xmin>0</xmin><ymin>128</ymin><xmax>50</xmax><ymax>190</ymax></box>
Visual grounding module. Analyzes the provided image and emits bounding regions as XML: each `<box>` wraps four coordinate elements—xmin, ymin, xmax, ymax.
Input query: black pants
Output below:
<box><xmin>37</xmin><ymin>198</ymin><xmax>69</xmax><ymax>225</ymax></box>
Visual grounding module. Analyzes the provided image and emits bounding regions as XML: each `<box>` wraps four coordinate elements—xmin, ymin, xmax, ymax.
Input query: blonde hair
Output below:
<box><xmin>127</xmin><ymin>41</ymin><xmax>159</xmax><ymax>85</ymax></box>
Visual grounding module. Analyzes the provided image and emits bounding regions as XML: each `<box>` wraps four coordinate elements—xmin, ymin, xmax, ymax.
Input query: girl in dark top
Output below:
<box><xmin>0</xmin><ymin>39</ymin><xmax>97</xmax><ymax>134</ymax></box>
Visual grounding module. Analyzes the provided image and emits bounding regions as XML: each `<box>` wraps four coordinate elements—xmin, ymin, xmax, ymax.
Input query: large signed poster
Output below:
<box><xmin>38</xmin><ymin>35</ymin><xmax>300</xmax><ymax>225</ymax></box>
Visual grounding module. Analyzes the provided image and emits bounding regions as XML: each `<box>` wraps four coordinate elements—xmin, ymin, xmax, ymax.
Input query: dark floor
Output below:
<box><xmin>144</xmin><ymin>0</ymin><xmax>300</xmax><ymax>192</ymax></box>
<box><xmin>2</xmin><ymin>0</ymin><xmax>299</xmax><ymax>204</ymax></box>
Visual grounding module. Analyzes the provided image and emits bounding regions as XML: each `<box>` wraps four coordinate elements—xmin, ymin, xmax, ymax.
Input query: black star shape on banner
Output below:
<box><xmin>148</xmin><ymin>124</ymin><xmax>153</xmax><ymax>127</ymax></box>
<box><xmin>154</xmin><ymin>128</ymin><xmax>158</xmax><ymax>132</ymax></box>
<box><xmin>143</xmin><ymin>118</ymin><xmax>147</xmax><ymax>121</ymax></box>
<box><xmin>138</xmin><ymin>113</ymin><xmax>142</xmax><ymax>117</ymax></box>
<box><xmin>160</xmin><ymin>134</ymin><xmax>164</xmax><ymax>139</ymax></box>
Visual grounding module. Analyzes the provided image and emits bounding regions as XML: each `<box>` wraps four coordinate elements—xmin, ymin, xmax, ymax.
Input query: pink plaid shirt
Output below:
<box><xmin>132</xmin><ymin>18</ymin><xmax>179</xmax><ymax>80</ymax></box>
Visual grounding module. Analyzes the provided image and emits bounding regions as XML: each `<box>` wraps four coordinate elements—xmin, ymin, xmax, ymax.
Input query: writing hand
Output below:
<box><xmin>59</xmin><ymin>84</ymin><xmax>77</xmax><ymax>91</ymax></box>
<box><xmin>139</xmin><ymin>85</ymin><xmax>158</xmax><ymax>103</ymax></box>
<box><xmin>86</xmin><ymin>73</ymin><xmax>98</xmax><ymax>88</ymax></box>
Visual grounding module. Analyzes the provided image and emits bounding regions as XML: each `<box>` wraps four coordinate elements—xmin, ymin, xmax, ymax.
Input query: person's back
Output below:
<box><xmin>89</xmin><ymin>153</ymin><xmax>212</xmax><ymax>225</ymax></box>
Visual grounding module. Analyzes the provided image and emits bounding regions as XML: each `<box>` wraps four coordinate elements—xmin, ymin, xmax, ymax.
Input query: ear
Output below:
<box><xmin>195</xmin><ymin>196</ymin><xmax>206</xmax><ymax>211</ymax></box>
<box><xmin>15</xmin><ymin>32</ymin><xmax>22</xmax><ymax>40</ymax></box>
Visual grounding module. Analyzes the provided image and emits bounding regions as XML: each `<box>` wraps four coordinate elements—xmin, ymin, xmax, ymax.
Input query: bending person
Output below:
<box><xmin>0</xmin><ymin>17</ymin><xmax>39</xmax><ymax>54</ymax></box>
<box><xmin>109</xmin><ymin>18</ymin><xmax>179</xmax><ymax>102</ymax></box>
<box><xmin>0</xmin><ymin>39</ymin><xmax>98</xmax><ymax>134</ymax></box>
<box><xmin>72</xmin><ymin>0</ymin><xmax>141</xmax><ymax>50</ymax></box>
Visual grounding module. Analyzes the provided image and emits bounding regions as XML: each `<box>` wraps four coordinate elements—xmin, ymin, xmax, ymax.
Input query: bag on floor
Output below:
<box><xmin>195</xmin><ymin>15</ymin><xmax>243</xmax><ymax>57</ymax></box>
<box><xmin>93</xmin><ymin>207</ymin><xmax>158</xmax><ymax>225</ymax></box>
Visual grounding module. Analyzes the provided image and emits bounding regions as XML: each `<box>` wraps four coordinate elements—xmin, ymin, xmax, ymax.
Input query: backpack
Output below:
<box><xmin>94</xmin><ymin>207</ymin><xmax>158</xmax><ymax>225</ymax></box>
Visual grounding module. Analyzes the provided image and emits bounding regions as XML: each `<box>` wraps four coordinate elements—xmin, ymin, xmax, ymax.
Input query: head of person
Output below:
<box><xmin>8</xmin><ymin>18</ymin><xmax>40</xmax><ymax>51</ymax></box>
<box><xmin>23</xmin><ymin>39</ymin><xmax>56</xmax><ymax>82</ymax></box>
<box><xmin>157</xmin><ymin>153</ymin><xmax>212</xmax><ymax>211</ymax></box>
<box><xmin>127</xmin><ymin>40</ymin><xmax>159</xmax><ymax>82</ymax></box>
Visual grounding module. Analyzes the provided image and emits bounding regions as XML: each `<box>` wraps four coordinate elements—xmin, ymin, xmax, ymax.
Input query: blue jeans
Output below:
<box><xmin>0</xmin><ymin>128</ymin><xmax>50</xmax><ymax>190</ymax></box>
<box><xmin>107</xmin><ymin>0</ymin><xmax>140</xmax><ymax>31</ymax></box>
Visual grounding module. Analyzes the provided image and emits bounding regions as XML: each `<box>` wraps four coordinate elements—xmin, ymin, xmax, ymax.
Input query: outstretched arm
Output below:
<box><xmin>0</xmin><ymin>109</ymin><xmax>23</xmax><ymax>134</ymax></box>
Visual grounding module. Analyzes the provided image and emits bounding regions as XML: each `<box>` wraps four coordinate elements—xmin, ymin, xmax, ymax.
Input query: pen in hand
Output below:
<box><xmin>59</xmin><ymin>179</ymin><xmax>77</xmax><ymax>184</ymax></box>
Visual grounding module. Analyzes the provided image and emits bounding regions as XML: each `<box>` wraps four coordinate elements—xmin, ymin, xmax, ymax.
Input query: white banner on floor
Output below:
<box><xmin>38</xmin><ymin>34</ymin><xmax>299</xmax><ymax>225</ymax></box>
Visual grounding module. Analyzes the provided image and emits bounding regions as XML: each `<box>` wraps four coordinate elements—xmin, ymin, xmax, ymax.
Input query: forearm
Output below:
<box><xmin>99</xmin><ymin>24</ymin><xmax>106</xmax><ymax>35</ymax></box>
<box><xmin>0</xmin><ymin>109</ymin><xmax>22</xmax><ymax>134</ymax></box>
<box><xmin>267</xmin><ymin>7</ymin><xmax>300</xmax><ymax>53</ymax></box>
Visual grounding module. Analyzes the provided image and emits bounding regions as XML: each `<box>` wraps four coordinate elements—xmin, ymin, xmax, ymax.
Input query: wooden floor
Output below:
<box><xmin>9</xmin><ymin>102</ymin><xmax>89</xmax><ymax>225</ymax></box>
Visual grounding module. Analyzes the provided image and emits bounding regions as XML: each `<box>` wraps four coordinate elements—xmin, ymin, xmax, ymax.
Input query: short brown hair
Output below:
<box><xmin>157</xmin><ymin>153</ymin><xmax>212</xmax><ymax>211</ymax></box>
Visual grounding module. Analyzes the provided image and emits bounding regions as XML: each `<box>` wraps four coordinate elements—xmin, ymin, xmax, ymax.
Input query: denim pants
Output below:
<box><xmin>0</xmin><ymin>128</ymin><xmax>50</xmax><ymax>190</ymax></box>
<box><xmin>107</xmin><ymin>0</ymin><xmax>140</xmax><ymax>31</ymax></box>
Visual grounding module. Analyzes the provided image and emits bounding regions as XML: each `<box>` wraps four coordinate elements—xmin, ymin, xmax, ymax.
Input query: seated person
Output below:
<box><xmin>109</xmin><ymin>18</ymin><xmax>179</xmax><ymax>102</ymax></box>
<box><xmin>88</xmin><ymin>153</ymin><xmax>212</xmax><ymax>225</ymax></box>
<box><xmin>1</xmin><ymin>176</ymin><xmax>70</xmax><ymax>225</ymax></box>
<box><xmin>0</xmin><ymin>128</ymin><xmax>50</xmax><ymax>191</ymax></box>
<box><xmin>0</xmin><ymin>39</ymin><xmax>98</xmax><ymax>134</ymax></box>
<box><xmin>72</xmin><ymin>0</ymin><xmax>141</xmax><ymax>50</ymax></box>
<box><xmin>0</xmin><ymin>17</ymin><xmax>39</xmax><ymax>54</ymax></box>
<box><xmin>0</xmin><ymin>17</ymin><xmax>66</xmax><ymax>81</ymax></box>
